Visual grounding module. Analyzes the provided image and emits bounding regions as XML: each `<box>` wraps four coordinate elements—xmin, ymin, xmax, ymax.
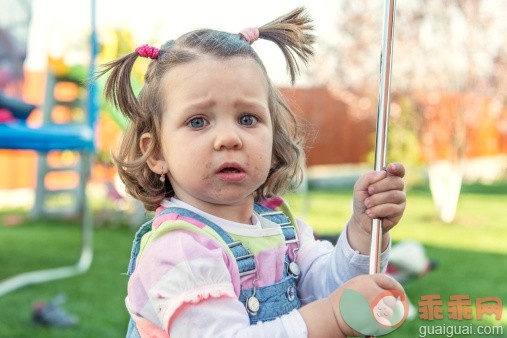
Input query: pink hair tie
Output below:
<box><xmin>135</xmin><ymin>44</ymin><xmax>159</xmax><ymax>59</ymax></box>
<box><xmin>239</xmin><ymin>27</ymin><xmax>260</xmax><ymax>44</ymax></box>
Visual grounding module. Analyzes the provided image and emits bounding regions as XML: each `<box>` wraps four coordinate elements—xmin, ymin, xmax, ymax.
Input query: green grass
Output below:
<box><xmin>286</xmin><ymin>182</ymin><xmax>507</xmax><ymax>337</ymax></box>
<box><xmin>0</xmin><ymin>218</ymin><xmax>133</xmax><ymax>337</ymax></box>
<box><xmin>0</xmin><ymin>182</ymin><xmax>506</xmax><ymax>337</ymax></box>
<box><xmin>286</xmin><ymin>182</ymin><xmax>507</xmax><ymax>255</ymax></box>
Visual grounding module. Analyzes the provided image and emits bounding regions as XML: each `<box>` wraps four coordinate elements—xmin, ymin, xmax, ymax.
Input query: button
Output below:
<box><xmin>247</xmin><ymin>296</ymin><xmax>260</xmax><ymax>315</ymax></box>
<box><xmin>288</xmin><ymin>261</ymin><xmax>301</xmax><ymax>277</ymax></box>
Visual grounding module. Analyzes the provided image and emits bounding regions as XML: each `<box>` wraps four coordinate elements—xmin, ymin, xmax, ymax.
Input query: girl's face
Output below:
<box><xmin>144</xmin><ymin>56</ymin><xmax>273</xmax><ymax>220</ymax></box>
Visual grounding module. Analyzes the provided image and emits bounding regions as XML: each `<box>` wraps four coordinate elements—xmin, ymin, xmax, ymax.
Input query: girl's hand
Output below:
<box><xmin>347</xmin><ymin>163</ymin><xmax>406</xmax><ymax>254</ymax></box>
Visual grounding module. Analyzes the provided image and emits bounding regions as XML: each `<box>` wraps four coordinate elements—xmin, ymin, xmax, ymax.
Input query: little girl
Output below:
<box><xmin>99</xmin><ymin>7</ymin><xmax>407</xmax><ymax>338</ymax></box>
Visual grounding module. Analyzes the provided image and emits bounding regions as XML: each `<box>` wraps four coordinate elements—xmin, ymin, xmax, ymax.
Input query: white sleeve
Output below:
<box><xmin>170</xmin><ymin>297</ymin><xmax>308</xmax><ymax>338</ymax></box>
<box><xmin>130</xmin><ymin>227</ymin><xmax>309</xmax><ymax>337</ymax></box>
<box><xmin>297</xmin><ymin>222</ymin><xmax>391</xmax><ymax>304</ymax></box>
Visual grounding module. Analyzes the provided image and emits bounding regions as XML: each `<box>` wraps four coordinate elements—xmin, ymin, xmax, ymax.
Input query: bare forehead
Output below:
<box><xmin>162</xmin><ymin>55</ymin><xmax>268</xmax><ymax>83</ymax></box>
<box><xmin>158</xmin><ymin>55</ymin><xmax>271</xmax><ymax>101</ymax></box>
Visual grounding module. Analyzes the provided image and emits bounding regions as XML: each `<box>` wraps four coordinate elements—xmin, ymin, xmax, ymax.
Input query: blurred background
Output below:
<box><xmin>0</xmin><ymin>0</ymin><xmax>505</xmax><ymax>337</ymax></box>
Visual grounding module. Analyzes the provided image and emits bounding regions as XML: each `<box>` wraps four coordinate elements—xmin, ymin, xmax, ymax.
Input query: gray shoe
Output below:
<box><xmin>32</xmin><ymin>294</ymin><xmax>79</xmax><ymax>327</ymax></box>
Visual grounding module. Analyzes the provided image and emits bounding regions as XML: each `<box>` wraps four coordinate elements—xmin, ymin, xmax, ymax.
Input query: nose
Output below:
<box><xmin>213</xmin><ymin>124</ymin><xmax>243</xmax><ymax>150</ymax></box>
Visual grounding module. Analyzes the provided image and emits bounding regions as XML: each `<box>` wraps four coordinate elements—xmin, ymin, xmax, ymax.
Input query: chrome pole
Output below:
<box><xmin>369</xmin><ymin>0</ymin><xmax>396</xmax><ymax>275</ymax></box>
<box><xmin>366</xmin><ymin>2</ymin><xmax>396</xmax><ymax>336</ymax></box>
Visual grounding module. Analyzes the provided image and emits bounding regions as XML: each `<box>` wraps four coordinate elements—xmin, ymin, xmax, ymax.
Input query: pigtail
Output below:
<box><xmin>96</xmin><ymin>50</ymin><xmax>167</xmax><ymax>211</ymax></box>
<box><xmin>97</xmin><ymin>52</ymin><xmax>143</xmax><ymax>121</ymax></box>
<box><xmin>258</xmin><ymin>7</ymin><xmax>315</xmax><ymax>85</ymax></box>
<box><xmin>246</xmin><ymin>7</ymin><xmax>314</xmax><ymax>199</ymax></box>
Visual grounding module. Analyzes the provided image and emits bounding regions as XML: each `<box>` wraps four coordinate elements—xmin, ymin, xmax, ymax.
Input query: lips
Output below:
<box><xmin>217</xmin><ymin>162</ymin><xmax>244</xmax><ymax>173</ymax></box>
<box><xmin>216</xmin><ymin>162</ymin><xmax>246</xmax><ymax>182</ymax></box>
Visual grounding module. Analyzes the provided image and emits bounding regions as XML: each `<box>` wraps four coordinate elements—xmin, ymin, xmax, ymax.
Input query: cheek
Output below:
<box><xmin>262</xmin><ymin>128</ymin><xmax>274</xmax><ymax>157</ymax></box>
<box><xmin>245</xmin><ymin>136</ymin><xmax>273</xmax><ymax>178</ymax></box>
<box><xmin>257</xmin><ymin>135</ymin><xmax>274</xmax><ymax>168</ymax></box>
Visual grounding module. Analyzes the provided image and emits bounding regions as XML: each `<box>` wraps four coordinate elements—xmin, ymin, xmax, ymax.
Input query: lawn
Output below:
<box><xmin>0</xmin><ymin>182</ymin><xmax>506</xmax><ymax>337</ymax></box>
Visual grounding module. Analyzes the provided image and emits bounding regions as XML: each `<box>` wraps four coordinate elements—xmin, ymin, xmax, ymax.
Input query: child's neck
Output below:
<box><xmin>173</xmin><ymin>195</ymin><xmax>254</xmax><ymax>225</ymax></box>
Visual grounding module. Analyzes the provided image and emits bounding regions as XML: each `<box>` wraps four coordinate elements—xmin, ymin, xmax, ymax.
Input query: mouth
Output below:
<box><xmin>219</xmin><ymin>167</ymin><xmax>241</xmax><ymax>173</ymax></box>
<box><xmin>216</xmin><ymin>163</ymin><xmax>246</xmax><ymax>182</ymax></box>
<box><xmin>217</xmin><ymin>163</ymin><xmax>245</xmax><ymax>174</ymax></box>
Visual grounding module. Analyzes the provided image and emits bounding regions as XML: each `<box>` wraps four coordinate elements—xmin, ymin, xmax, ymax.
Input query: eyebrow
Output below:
<box><xmin>234</xmin><ymin>101</ymin><xmax>269</xmax><ymax>112</ymax></box>
<box><xmin>233</xmin><ymin>98</ymin><xmax>269</xmax><ymax>112</ymax></box>
<box><xmin>182</xmin><ymin>98</ymin><xmax>215</xmax><ymax>110</ymax></box>
<box><xmin>182</xmin><ymin>97</ymin><xmax>268</xmax><ymax>112</ymax></box>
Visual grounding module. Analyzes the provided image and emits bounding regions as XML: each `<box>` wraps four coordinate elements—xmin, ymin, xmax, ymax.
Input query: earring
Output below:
<box><xmin>160</xmin><ymin>173</ymin><xmax>166</xmax><ymax>183</ymax></box>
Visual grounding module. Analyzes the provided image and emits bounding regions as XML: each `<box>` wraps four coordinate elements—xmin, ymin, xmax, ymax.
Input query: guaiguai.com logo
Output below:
<box><xmin>340</xmin><ymin>289</ymin><xmax>409</xmax><ymax>336</ymax></box>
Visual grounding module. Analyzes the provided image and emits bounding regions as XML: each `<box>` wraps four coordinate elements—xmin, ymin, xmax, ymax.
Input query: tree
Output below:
<box><xmin>309</xmin><ymin>0</ymin><xmax>507</xmax><ymax>222</ymax></box>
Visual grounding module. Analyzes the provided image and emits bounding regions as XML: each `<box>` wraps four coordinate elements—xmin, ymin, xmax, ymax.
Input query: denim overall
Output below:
<box><xmin>126</xmin><ymin>203</ymin><xmax>301</xmax><ymax>337</ymax></box>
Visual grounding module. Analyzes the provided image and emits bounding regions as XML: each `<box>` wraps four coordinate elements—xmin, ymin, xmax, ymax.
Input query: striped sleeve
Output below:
<box><xmin>127</xmin><ymin>228</ymin><xmax>239</xmax><ymax>333</ymax></box>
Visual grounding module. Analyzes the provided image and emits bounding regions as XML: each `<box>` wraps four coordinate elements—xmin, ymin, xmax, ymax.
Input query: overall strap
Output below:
<box><xmin>127</xmin><ymin>204</ymin><xmax>298</xmax><ymax>277</ymax></box>
<box><xmin>127</xmin><ymin>218</ymin><xmax>155</xmax><ymax>276</ymax></box>
<box><xmin>127</xmin><ymin>207</ymin><xmax>257</xmax><ymax>277</ymax></box>
<box><xmin>254</xmin><ymin>203</ymin><xmax>298</xmax><ymax>244</ymax></box>
<box><xmin>254</xmin><ymin>203</ymin><xmax>300</xmax><ymax>279</ymax></box>
<box><xmin>162</xmin><ymin>207</ymin><xmax>257</xmax><ymax>277</ymax></box>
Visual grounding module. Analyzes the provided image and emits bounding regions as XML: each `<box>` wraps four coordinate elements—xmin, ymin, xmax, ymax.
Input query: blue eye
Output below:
<box><xmin>239</xmin><ymin>114</ymin><xmax>257</xmax><ymax>126</ymax></box>
<box><xmin>188</xmin><ymin>117</ymin><xmax>207</xmax><ymax>129</ymax></box>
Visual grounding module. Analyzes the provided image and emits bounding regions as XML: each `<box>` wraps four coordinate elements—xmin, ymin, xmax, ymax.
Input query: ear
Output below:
<box><xmin>140</xmin><ymin>132</ymin><xmax>167</xmax><ymax>174</ymax></box>
<box><xmin>271</xmin><ymin>155</ymin><xmax>277</xmax><ymax>169</ymax></box>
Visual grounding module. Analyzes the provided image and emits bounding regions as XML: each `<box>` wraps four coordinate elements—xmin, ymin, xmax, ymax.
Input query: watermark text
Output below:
<box><xmin>419</xmin><ymin>324</ymin><xmax>503</xmax><ymax>337</ymax></box>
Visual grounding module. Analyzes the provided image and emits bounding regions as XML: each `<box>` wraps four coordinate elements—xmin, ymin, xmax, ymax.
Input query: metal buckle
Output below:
<box><xmin>228</xmin><ymin>240</ymin><xmax>242</xmax><ymax>249</ymax></box>
<box><xmin>258</xmin><ymin>210</ymin><xmax>285</xmax><ymax>217</ymax></box>
<box><xmin>239</xmin><ymin>267</ymin><xmax>257</xmax><ymax>277</ymax></box>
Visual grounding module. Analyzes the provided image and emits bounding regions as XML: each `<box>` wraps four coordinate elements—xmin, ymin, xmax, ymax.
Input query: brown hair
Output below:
<box><xmin>98</xmin><ymin>7</ymin><xmax>314</xmax><ymax>211</ymax></box>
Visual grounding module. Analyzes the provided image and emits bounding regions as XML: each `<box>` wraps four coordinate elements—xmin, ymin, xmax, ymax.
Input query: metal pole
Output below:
<box><xmin>369</xmin><ymin>0</ymin><xmax>396</xmax><ymax>275</ymax></box>
<box><xmin>366</xmin><ymin>0</ymin><xmax>396</xmax><ymax>336</ymax></box>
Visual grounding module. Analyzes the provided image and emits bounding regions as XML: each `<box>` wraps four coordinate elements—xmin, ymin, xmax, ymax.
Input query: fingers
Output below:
<box><xmin>339</xmin><ymin>275</ymin><xmax>384</xmax><ymax>300</ymax></box>
<box><xmin>355</xmin><ymin>163</ymin><xmax>405</xmax><ymax>193</ymax></box>
<box><xmin>339</xmin><ymin>274</ymin><xmax>404</xmax><ymax>300</ymax></box>
<box><xmin>364</xmin><ymin>190</ymin><xmax>406</xmax><ymax>218</ymax></box>
<box><xmin>329</xmin><ymin>274</ymin><xmax>407</xmax><ymax>337</ymax></box>
<box><xmin>368</xmin><ymin>174</ymin><xmax>404</xmax><ymax>196</ymax></box>
<box><xmin>371</xmin><ymin>273</ymin><xmax>404</xmax><ymax>293</ymax></box>
<box><xmin>352</xmin><ymin>163</ymin><xmax>406</xmax><ymax>231</ymax></box>
<box><xmin>363</xmin><ymin>167</ymin><xmax>405</xmax><ymax>221</ymax></box>
<box><xmin>386</xmin><ymin>162</ymin><xmax>405</xmax><ymax>178</ymax></box>
<box><xmin>354</xmin><ymin>170</ymin><xmax>387</xmax><ymax>194</ymax></box>
<box><xmin>365</xmin><ymin>205</ymin><xmax>405</xmax><ymax>226</ymax></box>
<box><xmin>343</xmin><ymin>274</ymin><xmax>401</xmax><ymax>292</ymax></box>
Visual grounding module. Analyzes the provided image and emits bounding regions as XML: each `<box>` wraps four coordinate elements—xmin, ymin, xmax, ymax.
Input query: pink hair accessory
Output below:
<box><xmin>259</xmin><ymin>196</ymin><xmax>284</xmax><ymax>209</ymax></box>
<box><xmin>239</xmin><ymin>27</ymin><xmax>260</xmax><ymax>44</ymax></box>
<box><xmin>135</xmin><ymin>44</ymin><xmax>159</xmax><ymax>59</ymax></box>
